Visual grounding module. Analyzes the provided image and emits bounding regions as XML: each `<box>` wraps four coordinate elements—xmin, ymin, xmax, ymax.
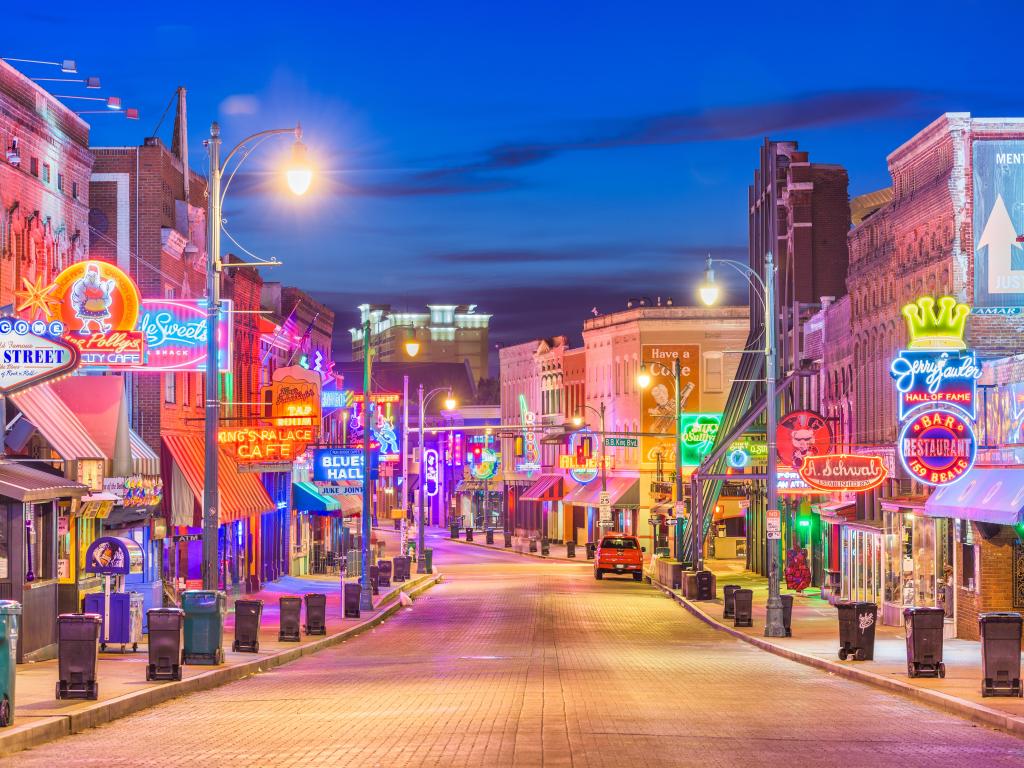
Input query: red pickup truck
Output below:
<box><xmin>594</xmin><ymin>533</ymin><xmax>645</xmax><ymax>581</ymax></box>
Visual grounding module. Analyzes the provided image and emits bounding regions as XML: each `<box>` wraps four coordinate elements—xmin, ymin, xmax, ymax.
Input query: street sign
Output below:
<box><xmin>604</xmin><ymin>437</ymin><xmax>638</xmax><ymax>448</ymax></box>
<box><xmin>674</xmin><ymin>501</ymin><xmax>686</xmax><ymax>518</ymax></box>
<box><xmin>766</xmin><ymin>508</ymin><xmax>781</xmax><ymax>540</ymax></box>
<box><xmin>599</xmin><ymin>490</ymin><xmax>612</xmax><ymax>522</ymax></box>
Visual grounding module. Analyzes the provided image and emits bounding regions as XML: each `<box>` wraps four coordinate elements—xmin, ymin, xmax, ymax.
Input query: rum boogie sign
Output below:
<box><xmin>798</xmin><ymin>454</ymin><xmax>888</xmax><ymax>492</ymax></box>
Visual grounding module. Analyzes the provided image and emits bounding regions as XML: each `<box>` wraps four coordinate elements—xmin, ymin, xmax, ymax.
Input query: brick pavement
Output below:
<box><xmin>6</xmin><ymin>528</ymin><xmax>1024</xmax><ymax>768</ymax></box>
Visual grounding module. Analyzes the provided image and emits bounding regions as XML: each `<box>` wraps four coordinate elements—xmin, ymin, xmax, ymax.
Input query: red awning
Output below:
<box><xmin>563</xmin><ymin>475</ymin><xmax>640</xmax><ymax>508</ymax></box>
<box><xmin>162</xmin><ymin>434</ymin><xmax>273</xmax><ymax>526</ymax></box>
<box><xmin>520</xmin><ymin>474</ymin><xmax>575</xmax><ymax>502</ymax></box>
<box><xmin>11</xmin><ymin>383</ymin><xmax>105</xmax><ymax>461</ymax></box>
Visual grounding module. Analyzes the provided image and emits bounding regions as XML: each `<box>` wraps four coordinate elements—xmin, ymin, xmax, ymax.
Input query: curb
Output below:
<box><xmin>448</xmin><ymin>534</ymin><xmax>586</xmax><ymax>564</ymax></box>
<box><xmin>650</xmin><ymin>579</ymin><xmax>1024</xmax><ymax>738</ymax></box>
<box><xmin>0</xmin><ymin>573</ymin><xmax>442</xmax><ymax>757</ymax></box>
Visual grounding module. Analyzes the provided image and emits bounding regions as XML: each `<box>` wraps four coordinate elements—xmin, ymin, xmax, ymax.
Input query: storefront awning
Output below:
<box><xmin>924</xmin><ymin>468</ymin><xmax>1024</xmax><ymax>526</ymax></box>
<box><xmin>520</xmin><ymin>474</ymin><xmax>575</xmax><ymax>502</ymax></box>
<box><xmin>337</xmin><ymin>493</ymin><xmax>362</xmax><ymax>517</ymax></box>
<box><xmin>563</xmin><ymin>476</ymin><xmax>640</xmax><ymax>509</ymax></box>
<box><xmin>129</xmin><ymin>430</ymin><xmax>159</xmax><ymax>476</ymax></box>
<box><xmin>11</xmin><ymin>384</ymin><xmax>105</xmax><ymax>462</ymax></box>
<box><xmin>163</xmin><ymin>435</ymin><xmax>274</xmax><ymax>526</ymax></box>
<box><xmin>293</xmin><ymin>481</ymin><xmax>341</xmax><ymax>514</ymax></box>
<box><xmin>813</xmin><ymin>501</ymin><xmax>856</xmax><ymax>524</ymax></box>
<box><xmin>0</xmin><ymin>462</ymin><xmax>88</xmax><ymax>503</ymax></box>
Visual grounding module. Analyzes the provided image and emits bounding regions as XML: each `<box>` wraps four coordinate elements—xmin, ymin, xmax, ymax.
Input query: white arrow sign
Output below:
<box><xmin>978</xmin><ymin>194</ymin><xmax>1024</xmax><ymax>294</ymax></box>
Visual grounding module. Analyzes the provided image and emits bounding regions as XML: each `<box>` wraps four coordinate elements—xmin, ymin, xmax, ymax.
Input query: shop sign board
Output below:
<box><xmin>321</xmin><ymin>389</ymin><xmax>352</xmax><ymax>410</ymax></box>
<box><xmin>424</xmin><ymin>448</ymin><xmax>440</xmax><ymax>497</ymax></box>
<box><xmin>469</xmin><ymin>448</ymin><xmax>500</xmax><ymax>480</ymax></box>
<box><xmin>640</xmin><ymin>344</ymin><xmax>700</xmax><ymax>465</ymax></box>
<box><xmin>348</xmin><ymin>392</ymin><xmax>400</xmax><ymax>463</ymax></box>
<box><xmin>604</xmin><ymin>437</ymin><xmax>638</xmax><ymax>448</ymax></box>
<box><xmin>972</xmin><ymin>140</ymin><xmax>1024</xmax><ymax>309</ymax></box>
<box><xmin>0</xmin><ymin>318</ymin><xmax>79</xmax><ymax>395</ymax></box>
<box><xmin>890</xmin><ymin>349</ymin><xmax>982</xmax><ymax>420</ymax></box>
<box><xmin>776</xmin><ymin>410</ymin><xmax>832</xmax><ymax>472</ymax></box>
<box><xmin>898</xmin><ymin>409</ymin><xmax>976</xmax><ymax>486</ymax></box>
<box><xmin>84</xmin><ymin>536</ymin><xmax>144</xmax><ymax>575</ymax></box>
<box><xmin>266</xmin><ymin>365</ymin><xmax>322</xmax><ymax>429</ymax></box>
<box><xmin>679</xmin><ymin>413</ymin><xmax>722</xmax><ymax>466</ymax></box>
<box><xmin>102</xmin><ymin>475</ymin><xmax>164</xmax><ymax>507</ymax></box>
<box><xmin>137</xmin><ymin>299</ymin><xmax>233</xmax><ymax>372</ymax></box>
<box><xmin>218</xmin><ymin>426</ymin><xmax>314</xmax><ymax>463</ymax></box>
<box><xmin>518</xmin><ymin>395</ymin><xmax>540</xmax><ymax>479</ymax></box>
<box><xmin>766</xmin><ymin>509</ymin><xmax>781</xmax><ymax>540</ymax></box>
<box><xmin>312</xmin><ymin>448</ymin><xmax>377</xmax><ymax>482</ymax></box>
<box><xmin>561</xmin><ymin>428</ymin><xmax>612</xmax><ymax>483</ymax></box>
<box><xmin>798</xmin><ymin>454</ymin><xmax>888</xmax><ymax>493</ymax></box>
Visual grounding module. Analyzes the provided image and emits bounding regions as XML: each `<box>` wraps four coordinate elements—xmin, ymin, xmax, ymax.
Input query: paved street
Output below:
<box><xmin>6</xmin><ymin>532</ymin><xmax>1023</xmax><ymax>768</ymax></box>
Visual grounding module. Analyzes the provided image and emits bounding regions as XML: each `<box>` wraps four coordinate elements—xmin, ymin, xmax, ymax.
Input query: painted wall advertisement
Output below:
<box><xmin>640</xmin><ymin>344</ymin><xmax>700</xmax><ymax>465</ymax></box>
<box><xmin>973</xmin><ymin>140</ymin><xmax>1024</xmax><ymax>310</ymax></box>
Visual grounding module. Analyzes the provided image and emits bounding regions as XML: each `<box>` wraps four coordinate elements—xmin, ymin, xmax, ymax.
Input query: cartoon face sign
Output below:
<box><xmin>776</xmin><ymin>410</ymin><xmax>832</xmax><ymax>470</ymax></box>
<box><xmin>50</xmin><ymin>261</ymin><xmax>141</xmax><ymax>335</ymax></box>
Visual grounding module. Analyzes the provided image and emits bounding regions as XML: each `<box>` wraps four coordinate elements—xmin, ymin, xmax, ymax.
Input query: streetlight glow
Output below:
<box><xmin>699</xmin><ymin>256</ymin><xmax>719</xmax><ymax>305</ymax></box>
<box><xmin>444</xmin><ymin>396</ymin><xmax>457</xmax><ymax>410</ymax></box>
<box><xmin>286</xmin><ymin>139</ymin><xmax>313</xmax><ymax>195</ymax></box>
<box><xmin>636</xmin><ymin>365</ymin><xmax>651</xmax><ymax>390</ymax></box>
<box><xmin>572</xmin><ymin>413</ymin><xmax>583</xmax><ymax>427</ymax></box>
<box><xmin>405</xmin><ymin>338</ymin><xmax>421</xmax><ymax>357</ymax></box>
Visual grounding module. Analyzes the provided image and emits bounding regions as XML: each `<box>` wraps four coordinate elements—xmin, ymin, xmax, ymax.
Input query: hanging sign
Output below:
<box><xmin>798</xmin><ymin>454</ymin><xmax>888</xmax><ymax>492</ymax></box>
<box><xmin>776</xmin><ymin>410</ymin><xmax>833</xmax><ymax>471</ymax></box>
<box><xmin>901</xmin><ymin>296</ymin><xmax>970</xmax><ymax>350</ymax></box>
<box><xmin>518</xmin><ymin>395</ymin><xmax>539</xmax><ymax>478</ymax></box>
<box><xmin>218</xmin><ymin>426</ymin><xmax>314</xmax><ymax>463</ymax></box>
<box><xmin>313</xmin><ymin>448</ymin><xmax>373</xmax><ymax>482</ymax></box>
<box><xmin>264</xmin><ymin>365</ymin><xmax>322</xmax><ymax>429</ymax></box>
<box><xmin>137</xmin><ymin>299</ymin><xmax>233</xmax><ymax>372</ymax></box>
<box><xmin>679</xmin><ymin>412</ymin><xmax>722</xmax><ymax>466</ymax></box>
<box><xmin>83</xmin><ymin>536</ymin><xmax>144</xmax><ymax>575</ymax></box>
<box><xmin>559</xmin><ymin>428</ymin><xmax>612</xmax><ymax>483</ymax></box>
<box><xmin>898</xmin><ymin>409</ymin><xmax>976</xmax><ymax>486</ymax></box>
<box><xmin>0</xmin><ymin>318</ymin><xmax>79</xmax><ymax>395</ymax></box>
<box><xmin>890</xmin><ymin>350</ymin><xmax>982</xmax><ymax>419</ymax></box>
<box><xmin>424</xmin><ymin>448</ymin><xmax>440</xmax><ymax>497</ymax></box>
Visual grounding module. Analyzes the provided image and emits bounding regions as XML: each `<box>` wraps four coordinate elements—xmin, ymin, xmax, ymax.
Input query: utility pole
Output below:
<box><xmin>763</xmin><ymin>250</ymin><xmax>785</xmax><ymax>638</ymax></box>
<box><xmin>360</xmin><ymin>317</ymin><xmax>373</xmax><ymax>611</ymax></box>
<box><xmin>400</xmin><ymin>375</ymin><xmax>409</xmax><ymax>556</ymax></box>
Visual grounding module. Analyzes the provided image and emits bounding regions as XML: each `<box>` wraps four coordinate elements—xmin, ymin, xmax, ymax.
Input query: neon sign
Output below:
<box><xmin>137</xmin><ymin>299</ymin><xmax>233</xmax><ymax>372</ymax></box>
<box><xmin>321</xmin><ymin>389</ymin><xmax>352</xmax><ymax>409</ymax></box>
<box><xmin>265</xmin><ymin>365</ymin><xmax>322</xmax><ymax>430</ymax></box>
<box><xmin>901</xmin><ymin>296</ymin><xmax>970</xmax><ymax>350</ymax></box>
<box><xmin>565</xmin><ymin>428</ymin><xmax>604</xmax><ymax>484</ymax></box>
<box><xmin>0</xmin><ymin>318</ymin><xmax>78</xmax><ymax>395</ymax></box>
<box><xmin>798</xmin><ymin>454</ymin><xmax>888</xmax><ymax>493</ymax></box>
<box><xmin>469</xmin><ymin>448</ymin><xmax>500</xmax><ymax>480</ymax></box>
<box><xmin>898</xmin><ymin>409</ymin><xmax>976</xmax><ymax>486</ymax></box>
<box><xmin>424</xmin><ymin>448</ymin><xmax>440</xmax><ymax>497</ymax></box>
<box><xmin>218</xmin><ymin>426</ymin><xmax>314</xmax><ymax>463</ymax></box>
<box><xmin>679</xmin><ymin>413</ymin><xmax>722</xmax><ymax>466</ymax></box>
<box><xmin>313</xmin><ymin>448</ymin><xmax>366</xmax><ymax>482</ymax></box>
<box><xmin>518</xmin><ymin>394</ymin><xmax>539</xmax><ymax>476</ymax></box>
<box><xmin>890</xmin><ymin>350</ymin><xmax>981</xmax><ymax>419</ymax></box>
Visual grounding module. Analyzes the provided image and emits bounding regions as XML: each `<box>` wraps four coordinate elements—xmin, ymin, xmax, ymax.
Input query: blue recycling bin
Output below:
<box><xmin>181</xmin><ymin>590</ymin><xmax>226</xmax><ymax>665</ymax></box>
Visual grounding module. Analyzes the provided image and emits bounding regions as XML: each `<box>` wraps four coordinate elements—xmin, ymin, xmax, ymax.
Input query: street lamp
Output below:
<box><xmin>697</xmin><ymin>252</ymin><xmax>784</xmax><ymax>638</ymax></box>
<box><xmin>573</xmin><ymin>403</ymin><xmax>607</xmax><ymax>540</ymax></box>
<box><xmin>202</xmin><ymin>120</ymin><xmax>312</xmax><ymax>591</ymax></box>
<box><xmin>417</xmin><ymin>387</ymin><xmax>456</xmax><ymax>573</ymax></box>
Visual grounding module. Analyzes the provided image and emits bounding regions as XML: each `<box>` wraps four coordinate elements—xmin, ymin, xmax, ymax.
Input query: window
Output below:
<box><xmin>600</xmin><ymin>536</ymin><xmax>638</xmax><ymax>549</ymax></box>
<box><xmin>703</xmin><ymin>352</ymin><xmax>725</xmax><ymax>393</ymax></box>
<box><xmin>57</xmin><ymin>173</ymin><xmax>65</xmax><ymax>192</ymax></box>
<box><xmin>164</xmin><ymin>373</ymin><xmax>176</xmax><ymax>404</ymax></box>
<box><xmin>28</xmin><ymin>503</ymin><xmax>56</xmax><ymax>581</ymax></box>
<box><xmin>0</xmin><ymin>508</ymin><xmax>8</xmax><ymax>582</ymax></box>
<box><xmin>961</xmin><ymin>542</ymin><xmax>978</xmax><ymax>592</ymax></box>
<box><xmin>41</xmin><ymin>163</ymin><xmax>50</xmax><ymax>184</ymax></box>
<box><xmin>29</xmin><ymin>157</ymin><xmax>39</xmax><ymax>177</ymax></box>
<box><xmin>71</xmin><ymin>181</ymin><xmax>78</xmax><ymax>199</ymax></box>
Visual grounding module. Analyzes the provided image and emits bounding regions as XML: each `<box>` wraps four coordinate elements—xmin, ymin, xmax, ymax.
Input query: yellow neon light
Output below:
<box><xmin>901</xmin><ymin>296</ymin><xmax>969</xmax><ymax>351</ymax></box>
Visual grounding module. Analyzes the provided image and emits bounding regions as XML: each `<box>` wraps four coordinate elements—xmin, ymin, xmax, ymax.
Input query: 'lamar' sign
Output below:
<box><xmin>0</xmin><ymin>318</ymin><xmax>79</xmax><ymax>395</ymax></box>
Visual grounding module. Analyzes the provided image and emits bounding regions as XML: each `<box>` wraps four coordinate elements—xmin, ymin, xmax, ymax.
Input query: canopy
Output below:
<box><xmin>0</xmin><ymin>462</ymin><xmax>88</xmax><ymax>503</ymax></box>
<box><xmin>293</xmin><ymin>481</ymin><xmax>341</xmax><ymax>515</ymax></box>
<box><xmin>563</xmin><ymin>476</ymin><xmax>640</xmax><ymax>509</ymax></box>
<box><xmin>520</xmin><ymin>474</ymin><xmax>576</xmax><ymax>503</ymax></box>
<box><xmin>924</xmin><ymin>468</ymin><xmax>1024</xmax><ymax>526</ymax></box>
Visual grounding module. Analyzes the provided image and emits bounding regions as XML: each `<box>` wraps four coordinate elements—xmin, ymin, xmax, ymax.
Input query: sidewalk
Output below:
<box><xmin>1</xmin><ymin>559</ymin><xmax>440</xmax><ymax>757</ymax></box>
<box><xmin>447</xmin><ymin>530</ymin><xmax>588</xmax><ymax>564</ymax></box>
<box><xmin>650</xmin><ymin>558</ymin><xmax>1024</xmax><ymax>736</ymax></box>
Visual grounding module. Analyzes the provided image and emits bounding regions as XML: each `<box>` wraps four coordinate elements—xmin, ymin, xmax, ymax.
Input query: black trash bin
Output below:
<box><xmin>56</xmin><ymin>613</ymin><xmax>101</xmax><ymax>700</ymax></box>
<box><xmin>503</xmin><ymin>532</ymin><xmax>512</xmax><ymax>548</ymax></box>
<box><xmin>344</xmin><ymin>583</ymin><xmax>362</xmax><ymax>618</ymax></box>
<box><xmin>586</xmin><ymin>542</ymin><xmax>596</xmax><ymax>560</ymax></box>
<box><xmin>278</xmin><ymin>597</ymin><xmax>302</xmax><ymax>642</ymax></box>
<box><xmin>529</xmin><ymin>538</ymin><xmax>538</xmax><ymax>553</ymax></box>
<box><xmin>723</xmin><ymin>585</ymin><xmax>740</xmax><ymax>619</ymax></box>
<box><xmin>566</xmin><ymin>541</ymin><xmax>576</xmax><ymax>558</ymax></box>
<box><xmin>695</xmin><ymin>570</ymin><xmax>714</xmax><ymax>601</ymax></box>
<box><xmin>146</xmin><ymin>608</ymin><xmax>183</xmax><ymax>681</ymax></box>
<box><xmin>837</xmin><ymin>601</ymin><xmax>877</xmax><ymax>660</ymax></box>
<box><xmin>377</xmin><ymin>560</ymin><xmax>392</xmax><ymax>588</ymax></box>
<box><xmin>979</xmin><ymin>612</ymin><xmax>1023</xmax><ymax>697</ymax></box>
<box><xmin>304</xmin><ymin>594</ymin><xmax>327</xmax><ymax>636</ymax></box>
<box><xmin>733</xmin><ymin>589</ymin><xmax>753</xmax><ymax>628</ymax></box>
<box><xmin>394</xmin><ymin>556</ymin><xmax>410</xmax><ymax>583</ymax></box>
<box><xmin>904</xmin><ymin>607</ymin><xmax>945</xmax><ymax>678</ymax></box>
<box><xmin>486</xmin><ymin>528</ymin><xmax>494</xmax><ymax>545</ymax></box>
<box><xmin>465</xmin><ymin>527</ymin><xmax>474</xmax><ymax>542</ymax></box>
<box><xmin>369</xmin><ymin>565</ymin><xmax>380</xmax><ymax>595</ymax></box>
<box><xmin>781</xmin><ymin>594</ymin><xmax>794</xmax><ymax>637</ymax></box>
<box><xmin>541</xmin><ymin>537</ymin><xmax>550</xmax><ymax>556</ymax></box>
<box><xmin>233</xmin><ymin>599</ymin><xmax>263</xmax><ymax>653</ymax></box>
<box><xmin>450</xmin><ymin>523</ymin><xmax>459</xmax><ymax>539</ymax></box>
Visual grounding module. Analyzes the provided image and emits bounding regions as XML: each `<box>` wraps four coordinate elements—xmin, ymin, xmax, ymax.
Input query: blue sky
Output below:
<box><xmin>12</xmin><ymin>1</ymin><xmax>1023</xmax><ymax>360</ymax></box>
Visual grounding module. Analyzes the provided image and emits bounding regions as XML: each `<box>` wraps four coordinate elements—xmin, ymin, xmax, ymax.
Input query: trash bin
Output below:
<box><xmin>541</xmin><ymin>537</ymin><xmax>550</xmax><ymax>556</ymax></box>
<box><xmin>503</xmin><ymin>532</ymin><xmax>512</xmax><ymax>548</ymax></box>
<box><xmin>344</xmin><ymin>583</ymin><xmax>362</xmax><ymax>618</ymax></box>
<box><xmin>904</xmin><ymin>607</ymin><xmax>945</xmax><ymax>678</ymax></box>
<box><xmin>278</xmin><ymin>597</ymin><xmax>302</xmax><ymax>642</ymax></box>
<box><xmin>145</xmin><ymin>607</ymin><xmax>183</xmax><ymax>682</ymax></box>
<box><xmin>450</xmin><ymin>523</ymin><xmax>459</xmax><ymax>539</ymax></box>
<box><xmin>56</xmin><ymin>613</ymin><xmax>101</xmax><ymax>699</ymax></box>
<box><xmin>781</xmin><ymin>594</ymin><xmax>794</xmax><ymax>637</ymax></box>
<box><xmin>465</xmin><ymin>527</ymin><xmax>474</xmax><ymax>542</ymax></box>
<box><xmin>723</xmin><ymin>585</ymin><xmax>740</xmax><ymax>619</ymax></box>
<box><xmin>304</xmin><ymin>593</ymin><xmax>327</xmax><ymax>636</ymax></box>
<box><xmin>424</xmin><ymin>548</ymin><xmax>434</xmax><ymax>574</ymax></box>
<box><xmin>181</xmin><ymin>591</ymin><xmax>226</xmax><ymax>665</ymax></box>
<box><xmin>733</xmin><ymin>589</ymin><xmax>753</xmax><ymax>628</ymax></box>
<box><xmin>486</xmin><ymin>528</ymin><xmax>495</xmax><ymax>545</ymax></box>
<box><xmin>529</xmin><ymin>538</ymin><xmax>538</xmax><ymax>553</ymax></box>
<box><xmin>837</xmin><ymin>601</ymin><xmax>877</xmax><ymax>661</ymax></box>
<box><xmin>979</xmin><ymin>612</ymin><xmax>1022</xmax><ymax>697</ymax></box>
<box><xmin>695</xmin><ymin>570</ymin><xmax>714</xmax><ymax>601</ymax></box>
<box><xmin>232</xmin><ymin>599</ymin><xmax>263</xmax><ymax>653</ymax></box>
<box><xmin>391</xmin><ymin>556</ymin><xmax>406</xmax><ymax>582</ymax></box>
<box><xmin>369</xmin><ymin>565</ymin><xmax>380</xmax><ymax>595</ymax></box>
<box><xmin>586</xmin><ymin>543</ymin><xmax>596</xmax><ymax>560</ymax></box>
<box><xmin>378</xmin><ymin>560</ymin><xmax>392</xmax><ymax>588</ymax></box>
<box><xmin>0</xmin><ymin>601</ymin><xmax>20</xmax><ymax>725</ymax></box>
<box><xmin>566</xmin><ymin>541</ymin><xmax>576</xmax><ymax>558</ymax></box>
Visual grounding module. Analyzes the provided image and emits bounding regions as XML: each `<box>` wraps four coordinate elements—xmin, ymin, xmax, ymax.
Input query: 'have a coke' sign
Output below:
<box><xmin>0</xmin><ymin>318</ymin><xmax>79</xmax><ymax>395</ymax></box>
<box><xmin>799</xmin><ymin>454</ymin><xmax>888</xmax><ymax>493</ymax></box>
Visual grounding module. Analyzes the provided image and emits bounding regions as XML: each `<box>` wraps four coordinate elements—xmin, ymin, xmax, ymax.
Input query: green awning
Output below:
<box><xmin>293</xmin><ymin>481</ymin><xmax>341</xmax><ymax>514</ymax></box>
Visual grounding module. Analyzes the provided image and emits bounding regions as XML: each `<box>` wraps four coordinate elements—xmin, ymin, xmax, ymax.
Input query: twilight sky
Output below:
<box><xmin>13</xmin><ymin>1</ymin><xmax>1024</xmax><ymax>362</ymax></box>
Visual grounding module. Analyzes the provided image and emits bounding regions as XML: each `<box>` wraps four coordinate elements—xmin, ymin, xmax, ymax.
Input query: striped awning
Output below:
<box><xmin>563</xmin><ymin>476</ymin><xmax>640</xmax><ymax>509</ymax></box>
<box><xmin>293</xmin><ymin>481</ymin><xmax>341</xmax><ymax>514</ymax></box>
<box><xmin>337</xmin><ymin>493</ymin><xmax>362</xmax><ymax>516</ymax></box>
<box><xmin>0</xmin><ymin>462</ymin><xmax>89</xmax><ymax>502</ymax></box>
<box><xmin>162</xmin><ymin>434</ymin><xmax>273</xmax><ymax>526</ymax></box>
<box><xmin>10</xmin><ymin>383</ymin><xmax>105</xmax><ymax>461</ymax></box>
<box><xmin>520</xmin><ymin>474</ymin><xmax>575</xmax><ymax>502</ymax></box>
<box><xmin>129</xmin><ymin>430</ymin><xmax>159</xmax><ymax>476</ymax></box>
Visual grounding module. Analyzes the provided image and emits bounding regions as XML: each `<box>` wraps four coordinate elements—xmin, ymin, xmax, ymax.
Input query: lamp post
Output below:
<box><xmin>202</xmin><ymin>120</ymin><xmax>311</xmax><ymax>591</ymax></box>
<box><xmin>572</xmin><ymin>402</ymin><xmax>607</xmax><ymax>539</ymax></box>
<box><xmin>699</xmin><ymin>251</ymin><xmax>784</xmax><ymax>637</ymax></box>
<box><xmin>416</xmin><ymin>386</ymin><xmax>456</xmax><ymax>573</ymax></box>
<box><xmin>636</xmin><ymin>358</ymin><xmax>690</xmax><ymax>562</ymax></box>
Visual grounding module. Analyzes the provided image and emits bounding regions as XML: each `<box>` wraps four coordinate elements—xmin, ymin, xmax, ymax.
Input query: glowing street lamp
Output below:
<box><xmin>699</xmin><ymin>257</ymin><xmax>720</xmax><ymax>306</ymax></box>
<box><xmin>286</xmin><ymin>138</ymin><xmax>313</xmax><ymax>195</ymax></box>
<box><xmin>417</xmin><ymin>387</ymin><xmax>456</xmax><ymax>573</ymax></box>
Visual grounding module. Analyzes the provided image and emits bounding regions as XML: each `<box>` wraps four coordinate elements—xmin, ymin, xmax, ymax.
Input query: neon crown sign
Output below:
<box><xmin>902</xmin><ymin>296</ymin><xmax>970</xmax><ymax>351</ymax></box>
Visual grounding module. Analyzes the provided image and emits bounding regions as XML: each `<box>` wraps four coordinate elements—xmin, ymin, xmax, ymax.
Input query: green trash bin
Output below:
<box><xmin>0</xmin><ymin>601</ymin><xmax>20</xmax><ymax>726</ymax></box>
<box><xmin>424</xmin><ymin>548</ymin><xmax>433</xmax><ymax>574</ymax></box>
<box><xmin>181</xmin><ymin>590</ymin><xmax>226</xmax><ymax>665</ymax></box>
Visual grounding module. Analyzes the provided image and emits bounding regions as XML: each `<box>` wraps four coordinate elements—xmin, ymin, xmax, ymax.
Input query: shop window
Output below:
<box><xmin>42</xmin><ymin>163</ymin><xmax>50</xmax><ymax>184</ymax></box>
<box><xmin>28</xmin><ymin>503</ymin><xmax>56</xmax><ymax>581</ymax></box>
<box><xmin>703</xmin><ymin>352</ymin><xmax>724</xmax><ymax>393</ymax></box>
<box><xmin>29</xmin><ymin>157</ymin><xmax>39</xmax><ymax>177</ymax></box>
<box><xmin>164</xmin><ymin>373</ymin><xmax>176</xmax><ymax>404</ymax></box>
<box><xmin>961</xmin><ymin>542</ymin><xmax>978</xmax><ymax>592</ymax></box>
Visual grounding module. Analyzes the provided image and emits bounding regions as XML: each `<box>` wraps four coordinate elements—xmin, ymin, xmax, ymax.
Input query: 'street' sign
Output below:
<box><xmin>0</xmin><ymin>318</ymin><xmax>79</xmax><ymax>395</ymax></box>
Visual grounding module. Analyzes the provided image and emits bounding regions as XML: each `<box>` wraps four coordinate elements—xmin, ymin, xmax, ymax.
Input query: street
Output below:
<box><xmin>6</xmin><ymin>534</ymin><xmax>1023</xmax><ymax>768</ymax></box>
